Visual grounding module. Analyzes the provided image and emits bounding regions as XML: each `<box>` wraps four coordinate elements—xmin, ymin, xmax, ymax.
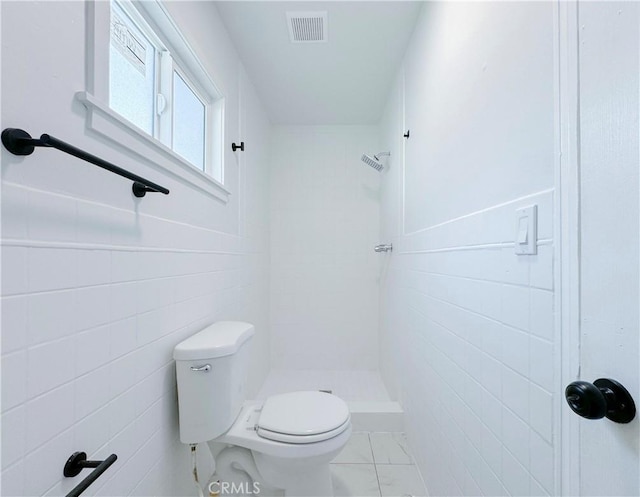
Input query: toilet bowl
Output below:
<box><xmin>215</xmin><ymin>392</ymin><xmax>351</xmax><ymax>496</ymax></box>
<box><xmin>173</xmin><ymin>322</ymin><xmax>351</xmax><ymax>497</ymax></box>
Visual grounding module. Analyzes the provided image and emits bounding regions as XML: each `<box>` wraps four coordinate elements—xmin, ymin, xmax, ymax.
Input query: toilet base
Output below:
<box><xmin>253</xmin><ymin>452</ymin><xmax>333</xmax><ymax>497</ymax></box>
<box><xmin>208</xmin><ymin>443</ymin><xmax>335</xmax><ymax>497</ymax></box>
<box><xmin>209</xmin><ymin>404</ymin><xmax>351</xmax><ymax>497</ymax></box>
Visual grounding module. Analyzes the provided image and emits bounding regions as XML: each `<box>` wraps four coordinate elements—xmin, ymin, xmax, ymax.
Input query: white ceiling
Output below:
<box><xmin>215</xmin><ymin>1</ymin><xmax>423</xmax><ymax>125</ymax></box>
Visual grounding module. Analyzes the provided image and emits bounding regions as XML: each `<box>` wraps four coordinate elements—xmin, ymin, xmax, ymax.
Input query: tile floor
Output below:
<box><xmin>331</xmin><ymin>433</ymin><xmax>427</xmax><ymax>497</ymax></box>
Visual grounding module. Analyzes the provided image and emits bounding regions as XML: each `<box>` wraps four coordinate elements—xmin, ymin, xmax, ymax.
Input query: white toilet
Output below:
<box><xmin>173</xmin><ymin>322</ymin><xmax>352</xmax><ymax>496</ymax></box>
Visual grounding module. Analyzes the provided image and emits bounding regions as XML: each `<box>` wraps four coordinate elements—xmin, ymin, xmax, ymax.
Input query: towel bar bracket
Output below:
<box><xmin>132</xmin><ymin>181</ymin><xmax>153</xmax><ymax>198</ymax></box>
<box><xmin>1</xmin><ymin>128</ymin><xmax>41</xmax><ymax>155</ymax></box>
<box><xmin>63</xmin><ymin>451</ymin><xmax>118</xmax><ymax>497</ymax></box>
<box><xmin>64</xmin><ymin>452</ymin><xmax>100</xmax><ymax>477</ymax></box>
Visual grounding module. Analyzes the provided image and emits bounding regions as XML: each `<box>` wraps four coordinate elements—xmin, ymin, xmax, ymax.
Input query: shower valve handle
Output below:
<box><xmin>374</xmin><ymin>244</ymin><xmax>393</xmax><ymax>253</ymax></box>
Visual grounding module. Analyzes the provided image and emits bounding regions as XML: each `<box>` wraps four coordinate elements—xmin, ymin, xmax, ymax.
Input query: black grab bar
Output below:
<box><xmin>64</xmin><ymin>451</ymin><xmax>118</xmax><ymax>497</ymax></box>
<box><xmin>1</xmin><ymin>128</ymin><xmax>170</xmax><ymax>198</ymax></box>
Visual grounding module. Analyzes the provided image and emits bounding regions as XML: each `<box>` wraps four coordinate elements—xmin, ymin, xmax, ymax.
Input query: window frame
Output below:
<box><xmin>80</xmin><ymin>0</ymin><xmax>229</xmax><ymax>202</ymax></box>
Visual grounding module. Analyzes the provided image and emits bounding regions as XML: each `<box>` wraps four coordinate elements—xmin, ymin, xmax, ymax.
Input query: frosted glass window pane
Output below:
<box><xmin>173</xmin><ymin>72</ymin><xmax>205</xmax><ymax>170</ymax></box>
<box><xmin>109</xmin><ymin>2</ymin><xmax>155</xmax><ymax>135</ymax></box>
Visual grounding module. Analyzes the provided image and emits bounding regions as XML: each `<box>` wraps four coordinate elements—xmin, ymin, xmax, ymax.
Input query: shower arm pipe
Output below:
<box><xmin>1</xmin><ymin>128</ymin><xmax>170</xmax><ymax>198</ymax></box>
<box><xmin>375</xmin><ymin>151</ymin><xmax>391</xmax><ymax>159</ymax></box>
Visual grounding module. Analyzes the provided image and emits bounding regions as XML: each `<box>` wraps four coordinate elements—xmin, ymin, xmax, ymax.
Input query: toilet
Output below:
<box><xmin>173</xmin><ymin>322</ymin><xmax>352</xmax><ymax>496</ymax></box>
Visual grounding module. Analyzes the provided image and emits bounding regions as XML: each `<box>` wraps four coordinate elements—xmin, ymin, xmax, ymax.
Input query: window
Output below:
<box><xmin>79</xmin><ymin>0</ymin><xmax>228</xmax><ymax>201</ymax></box>
<box><xmin>172</xmin><ymin>71</ymin><xmax>206</xmax><ymax>170</ymax></box>
<box><xmin>107</xmin><ymin>0</ymin><xmax>218</xmax><ymax>178</ymax></box>
<box><xmin>109</xmin><ymin>1</ymin><xmax>156</xmax><ymax>135</ymax></box>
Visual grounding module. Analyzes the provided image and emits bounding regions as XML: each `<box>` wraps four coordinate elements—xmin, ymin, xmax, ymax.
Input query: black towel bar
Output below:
<box><xmin>64</xmin><ymin>451</ymin><xmax>117</xmax><ymax>497</ymax></box>
<box><xmin>1</xmin><ymin>128</ymin><xmax>170</xmax><ymax>198</ymax></box>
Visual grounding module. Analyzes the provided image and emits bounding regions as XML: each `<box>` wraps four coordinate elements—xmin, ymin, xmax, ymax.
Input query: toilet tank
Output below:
<box><xmin>173</xmin><ymin>321</ymin><xmax>255</xmax><ymax>444</ymax></box>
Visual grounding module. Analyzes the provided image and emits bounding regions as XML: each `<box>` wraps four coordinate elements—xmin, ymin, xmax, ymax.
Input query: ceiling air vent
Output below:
<box><xmin>286</xmin><ymin>11</ymin><xmax>328</xmax><ymax>43</ymax></box>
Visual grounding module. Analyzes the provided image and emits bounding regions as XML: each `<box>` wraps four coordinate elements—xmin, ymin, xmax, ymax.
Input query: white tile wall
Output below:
<box><xmin>1</xmin><ymin>184</ymin><xmax>270</xmax><ymax>496</ymax></box>
<box><xmin>380</xmin><ymin>191</ymin><xmax>557</xmax><ymax>496</ymax></box>
<box><xmin>257</xmin><ymin>369</ymin><xmax>391</xmax><ymax>402</ymax></box>
<box><xmin>269</xmin><ymin>126</ymin><xmax>381</xmax><ymax>371</ymax></box>
<box><xmin>1</xmin><ymin>3</ymin><xmax>271</xmax><ymax>496</ymax></box>
<box><xmin>378</xmin><ymin>3</ymin><xmax>559</xmax><ymax>495</ymax></box>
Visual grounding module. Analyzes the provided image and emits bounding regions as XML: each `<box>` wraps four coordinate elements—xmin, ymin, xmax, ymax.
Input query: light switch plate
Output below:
<box><xmin>515</xmin><ymin>205</ymin><xmax>537</xmax><ymax>255</ymax></box>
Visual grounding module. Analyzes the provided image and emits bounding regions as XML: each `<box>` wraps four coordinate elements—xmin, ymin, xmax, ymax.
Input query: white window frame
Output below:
<box><xmin>79</xmin><ymin>0</ymin><xmax>229</xmax><ymax>202</ymax></box>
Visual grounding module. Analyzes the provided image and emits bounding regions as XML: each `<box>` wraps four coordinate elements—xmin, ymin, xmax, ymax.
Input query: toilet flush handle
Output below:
<box><xmin>190</xmin><ymin>364</ymin><xmax>211</xmax><ymax>372</ymax></box>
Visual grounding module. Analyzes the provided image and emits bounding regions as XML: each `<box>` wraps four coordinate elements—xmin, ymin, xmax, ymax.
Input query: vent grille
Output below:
<box><xmin>286</xmin><ymin>11</ymin><xmax>328</xmax><ymax>43</ymax></box>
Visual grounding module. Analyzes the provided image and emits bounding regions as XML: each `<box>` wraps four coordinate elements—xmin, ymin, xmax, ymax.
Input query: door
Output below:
<box><xmin>562</xmin><ymin>2</ymin><xmax>640</xmax><ymax>495</ymax></box>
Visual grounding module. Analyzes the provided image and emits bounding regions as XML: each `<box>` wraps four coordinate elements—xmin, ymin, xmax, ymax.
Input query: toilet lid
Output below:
<box><xmin>257</xmin><ymin>391</ymin><xmax>350</xmax><ymax>440</ymax></box>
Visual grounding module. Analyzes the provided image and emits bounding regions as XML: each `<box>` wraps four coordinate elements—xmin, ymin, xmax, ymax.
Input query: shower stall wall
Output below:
<box><xmin>265</xmin><ymin>125</ymin><xmax>397</xmax><ymax>426</ymax></box>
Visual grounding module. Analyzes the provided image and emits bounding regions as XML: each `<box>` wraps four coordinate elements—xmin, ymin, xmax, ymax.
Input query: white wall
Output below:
<box><xmin>403</xmin><ymin>1</ymin><xmax>555</xmax><ymax>231</ymax></box>
<box><xmin>379</xmin><ymin>2</ymin><xmax>558</xmax><ymax>495</ymax></box>
<box><xmin>1</xmin><ymin>2</ymin><xmax>270</xmax><ymax>495</ymax></box>
<box><xmin>269</xmin><ymin>126</ymin><xmax>380</xmax><ymax>371</ymax></box>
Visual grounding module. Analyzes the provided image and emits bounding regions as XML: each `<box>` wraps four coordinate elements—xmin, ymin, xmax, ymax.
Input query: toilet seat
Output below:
<box><xmin>217</xmin><ymin>402</ymin><xmax>352</xmax><ymax>459</ymax></box>
<box><xmin>257</xmin><ymin>418</ymin><xmax>351</xmax><ymax>444</ymax></box>
<box><xmin>256</xmin><ymin>391</ymin><xmax>351</xmax><ymax>444</ymax></box>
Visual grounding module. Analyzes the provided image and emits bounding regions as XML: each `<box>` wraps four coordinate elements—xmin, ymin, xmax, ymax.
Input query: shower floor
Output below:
<box><xmin>256</xmin><ymin>370</ymin><xmax>391</xmax><ymax>401</ymax></box>
<box><xmin>256</xmin><ymin>370</ymin><xmax>403</xmax><ymax>432</ymax></box>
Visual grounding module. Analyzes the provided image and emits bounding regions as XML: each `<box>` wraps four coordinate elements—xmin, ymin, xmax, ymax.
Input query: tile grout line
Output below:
<box><xmin>369</xmin><ymin>433</ymin><xmax>384</xmax><ymax>497</ymax></box>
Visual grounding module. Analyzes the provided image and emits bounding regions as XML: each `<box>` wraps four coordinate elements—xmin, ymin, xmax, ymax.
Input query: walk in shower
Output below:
<box><xmin>259</xmin><ymin>125</ymin><xmax>400</xmax><ymax>430</ymax></box>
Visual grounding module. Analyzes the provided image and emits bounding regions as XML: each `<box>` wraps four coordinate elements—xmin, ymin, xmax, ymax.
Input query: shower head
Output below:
<box><xmin>360</xmin><ymin>151</ymin><xmax>390</xmax><ymax>172</ymax></box>
<box><xmin>361</xmin><ymin>154</ymin><xmax>384</xmax><ymax>171</ymax></box>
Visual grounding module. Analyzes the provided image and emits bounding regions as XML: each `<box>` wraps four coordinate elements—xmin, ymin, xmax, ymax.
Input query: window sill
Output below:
<box><xmin>75</xmin><ymin>91</ymin><xmax>231</xmax><ymax>203</ymax></box>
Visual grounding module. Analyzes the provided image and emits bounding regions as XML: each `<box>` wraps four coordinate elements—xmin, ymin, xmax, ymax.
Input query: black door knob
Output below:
<box><xmin>565</xmin><ymin>378</ymin><xmax>636</xmax><ymax>424</ymax></box>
